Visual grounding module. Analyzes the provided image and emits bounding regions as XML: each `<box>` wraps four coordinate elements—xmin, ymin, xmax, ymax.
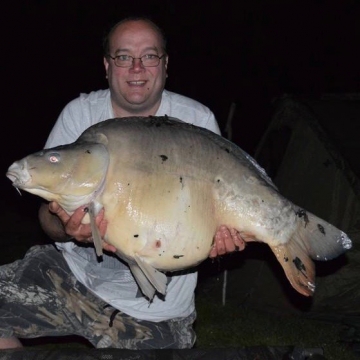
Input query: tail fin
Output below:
<box><xmin>270</xmin><ymin>210</ymin><xmax>352</xmax><ymax>296</ymax></box>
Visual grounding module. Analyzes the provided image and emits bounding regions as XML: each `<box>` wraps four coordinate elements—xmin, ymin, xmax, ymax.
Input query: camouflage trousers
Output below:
<box><xmin>0</xmin><ymin>244</ymin><xmax>196</xmax><ymax>349</ymax></box>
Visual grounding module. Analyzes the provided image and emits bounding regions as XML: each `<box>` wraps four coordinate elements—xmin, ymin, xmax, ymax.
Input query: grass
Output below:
<box><xmin>194</xmin><ymin>274</ymin><xmax>358</xmax><ymax>360</ymax></box>
<box><xmin>21</xmin><ymin>306</ymin><xmax>356</xmax><ymax>360</ymax></box>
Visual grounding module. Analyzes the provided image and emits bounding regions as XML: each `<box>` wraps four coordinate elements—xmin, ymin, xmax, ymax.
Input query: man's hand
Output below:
<box><xmin>48</xmin><ymin>202</ymin><xmax>116</xmax><ymax>253</ymax></box>
<box><xmin>209</xmin><ymin>225</ymin><xmax>246</xmax><ymax>258</ymax></box>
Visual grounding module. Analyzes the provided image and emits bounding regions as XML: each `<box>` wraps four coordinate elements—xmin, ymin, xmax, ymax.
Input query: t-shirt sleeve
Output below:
<box><xmin>158</xmin><ymin>90</ymin><xmax>221</xmax><ymax>136</ymax></box>
<box><xmin>201</xmin><ymin>111</ymin><xmax>221</xmax><ymax>135</ymax></box>
<box><xmin>44</xmin><ymin>98</ymin><xmax>88</xmax><ymax>149</ymax></box>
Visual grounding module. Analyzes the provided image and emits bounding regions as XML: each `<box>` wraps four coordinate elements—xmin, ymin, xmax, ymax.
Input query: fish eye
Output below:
<box><xmin>48</xmin><ymin>153</ymin><xmax>60</xmax><ymax>163</ymax></box>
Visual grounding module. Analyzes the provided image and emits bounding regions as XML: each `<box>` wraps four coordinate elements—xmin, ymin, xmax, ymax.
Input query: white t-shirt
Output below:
<box><xmin>47</xmin><ymin>88</ymin><xmax>221</xmax><ymax>322</ymax></box>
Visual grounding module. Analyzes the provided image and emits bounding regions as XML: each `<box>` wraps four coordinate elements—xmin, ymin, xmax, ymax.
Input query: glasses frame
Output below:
<box><xmin>107</xmin><ymin>54</ymin><xmax>166</xmax><ymax>68</ymax></box>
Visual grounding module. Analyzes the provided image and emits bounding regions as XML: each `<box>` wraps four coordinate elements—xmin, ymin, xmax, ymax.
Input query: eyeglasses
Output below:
<box><xmin>107</xmin><ymin>54</ymin><xmax>166</xmax><ymax>67</ymax></box>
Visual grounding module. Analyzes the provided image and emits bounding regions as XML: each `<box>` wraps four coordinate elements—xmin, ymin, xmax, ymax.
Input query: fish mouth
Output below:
<box><xmin>6</xmin><ymin>161</ymin><xmax>31</xmax><ymax>188</ymax></box>
<box><xmin>6</xmin><ymin>172</ymin><xmax>29</xmax><ymax>189</ymax></box>
<box><xmin>6</xmin><ymin>172</ymin><xmax>18</xmax><ymax>184</ymax></box>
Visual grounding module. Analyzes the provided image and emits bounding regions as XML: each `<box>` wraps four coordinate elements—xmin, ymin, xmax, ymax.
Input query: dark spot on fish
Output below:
<box><xmin>217</xmin><ymin>179</ymin><xmax>221</xmax><ymax>183</ymax></box>
<box><xmin>155</xmin><ymin>240</ymin><xmax>161</xmax><ymax>248</ymax></box>
<box><xmin>293</xmin><ymin>257</ymin><xmax>307</xmax><ymax>276</ymax></box>
<box><xmin>317</xmin><ymin>224</ymin><xmax>326</xmax><ymax>235</ymax></box>
<box><xmin>179</xmin><ymin>176</ymin><xmax>185</xmax><ymax>189</ymax></box>
<box><xmin>295</xmin><ymin>209</ymin><xmax>309</xmax><ymax>227</ymax></box>
<box><xmin>147</xmin><ymin>116</ymin><xmax>163</xmax><ymax>127</ymax></box>
<box><xmin>223</xmin><ymin>148</ymin><xmax>230</xmax><ymax>153</ymax></box>
<box><xmin>173</xmin><ymin>255</ymin><xmax>184</xmax><ymax>259</ymax></box>
<box><xmin>284</xmin><ymin>255</ymin><xmax>289</xmax><ymax>262</ymax></box>
<box><xmin>133</xmin><ymin>234</ymin><xmax>139</xmax><ymax>238</ymax></box>
<box><xmin>149</xmin><ymin>115</ymin><xmax>171</xmax><ymax>127</ymax></box>
<box><xmin>128</xmin><ymin>183</ymin><xmax>130</xmax><ymax>186</ymax></box>
<box><xmin>159</xmin><ymin>155</ymin><xmax>168</xmax><ymax>162</ymax></box>
<box><xmin>86</xmin><ymin>150</ymin><xmax>91</xmax><ymax>154</ymax></box>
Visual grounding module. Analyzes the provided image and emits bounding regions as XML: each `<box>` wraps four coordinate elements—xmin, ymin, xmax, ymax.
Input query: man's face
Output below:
<box><xmin>104</xmin><ymin>20</ymin><xmax>168</xmax><ymax>115</ymax></box>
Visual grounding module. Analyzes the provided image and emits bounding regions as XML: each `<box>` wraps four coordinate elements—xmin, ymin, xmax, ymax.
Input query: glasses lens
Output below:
<box><xmin>114</xmin><ymin>56</ymin><xmax>132</xmax><ymax>67</ymax></box>
<box><xmin>141</xmin><ymin>55</ymin><xmax>160</xmax><ymax>67</ymax></box>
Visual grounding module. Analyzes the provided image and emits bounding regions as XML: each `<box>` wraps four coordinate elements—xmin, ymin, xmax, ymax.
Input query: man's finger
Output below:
<box><xmin>102</xmin><ymin>242</ymin><xmax>117</xmax><ymax>253</ymax></box>
<box><xmin>222</xmin><ymin>227</ymin><xmax>236</xmax><ymax>253</ymax></box>
<box><xmin>209</xmin><ymin>227</ymin><xmax>227</xmax><ymax>258</ymax></box>
<box><xmin>230</xmin><ymin>229</ymin><xmax>246</xmax><ymax>251</ymax></box>
<box><xmin>48</xmin><ymin>202</ymin><xmax>71</xmax><ymax>224</ymax></box>
<box><xmin>65</xmin><ymin>206</ymin><xmax>89</xmax><ymax>231</ymax></box>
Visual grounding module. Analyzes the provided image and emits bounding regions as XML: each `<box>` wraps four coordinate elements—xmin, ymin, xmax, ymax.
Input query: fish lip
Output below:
<box><xmin>6</xmin><ymin>173</ymin><xmax>28</xmax><ymax>189</ymax></box>
<box><xmin>6</xmin><ymin>171</ymin><xmax>17</xmax><ymax>183</ymax></box>
<box><xmin>6</xmin><ymin>171</ymin><xmax>25</xmax><ymax>187</ymax></box>
<box><xmin>6</xmin><ymin>162</ymin><xmax>32</xmax><ymax>188</ymax></box>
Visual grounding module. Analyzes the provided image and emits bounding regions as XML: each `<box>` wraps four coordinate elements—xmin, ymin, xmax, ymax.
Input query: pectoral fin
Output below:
<box><xmin>132</xmin><ymin>253</ymin><xmax>167</xmax><ymax>299</ymax></box>
<box><xmin>88</xmin><ymin>202</ymin><xmax>103</xmax><ymax>257</ymax></box>
<box><xmin>128</xmin><ymin>263</ymin><xmax>157</xmax><ymax>300</ymax></box>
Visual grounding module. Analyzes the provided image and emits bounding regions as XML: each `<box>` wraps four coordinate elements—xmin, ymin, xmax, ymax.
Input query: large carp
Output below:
<box><xmin>6</xmin><ymin>116</ymin><xmax>352</xmax><ymax>300</ymax></box>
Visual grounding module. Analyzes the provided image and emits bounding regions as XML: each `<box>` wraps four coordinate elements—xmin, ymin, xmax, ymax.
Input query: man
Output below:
<box><xmin>0</xmin><ymin>17</ymin><xmax>244</xmax><ymax>349</ymax></box>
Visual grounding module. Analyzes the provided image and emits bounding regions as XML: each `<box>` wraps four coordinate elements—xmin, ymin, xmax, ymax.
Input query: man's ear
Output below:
<box><xmin>103</xmin><ymin>57</ymin><xmax>110</xmax><ymax>78</ymax></box>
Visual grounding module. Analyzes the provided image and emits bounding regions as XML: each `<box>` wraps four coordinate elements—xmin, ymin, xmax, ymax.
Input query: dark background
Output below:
<box><xmin>2</xmin><ymin>0</ymin><xmax>360</xmax><ymax>215</ymax></box>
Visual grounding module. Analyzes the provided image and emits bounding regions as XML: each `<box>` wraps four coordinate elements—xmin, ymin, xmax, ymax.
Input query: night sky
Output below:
<box><xmin>3</xmin><ymin>1</ymin><xmax>360</xmax><ymax>211</ymax></box>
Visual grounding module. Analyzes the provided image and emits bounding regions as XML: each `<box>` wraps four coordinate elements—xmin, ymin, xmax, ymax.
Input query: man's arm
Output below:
<box><xmin>38</xmin><ymin>202</ymin><xmax>70</xmax><ymax>242</ymax></box>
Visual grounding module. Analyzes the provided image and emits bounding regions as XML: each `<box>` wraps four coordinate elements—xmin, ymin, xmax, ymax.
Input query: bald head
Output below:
<box><xmin>103</xmin><ymin>17</ymin><xmax>167</xmax><ymax>57</ymax></box>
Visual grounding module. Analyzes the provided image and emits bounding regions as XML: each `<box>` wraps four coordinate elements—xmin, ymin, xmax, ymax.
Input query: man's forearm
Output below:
<box><xmin>38</xmin><ymin>203</ymin><xmax>72</xmax><ymax>242</ymax></box>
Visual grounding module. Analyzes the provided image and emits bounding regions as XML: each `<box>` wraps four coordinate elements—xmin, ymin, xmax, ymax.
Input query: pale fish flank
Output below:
<box><xmin>6</xmin><ymin>116</ymin><xmax>352</xmax><ymax>300</ymax></box>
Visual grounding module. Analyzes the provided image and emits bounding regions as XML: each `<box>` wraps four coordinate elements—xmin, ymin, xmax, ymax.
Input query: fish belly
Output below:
<box><xmin>102</xmin><ymin>170</ymin><xmax>217</xmax><ymax>271</ymax></box>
